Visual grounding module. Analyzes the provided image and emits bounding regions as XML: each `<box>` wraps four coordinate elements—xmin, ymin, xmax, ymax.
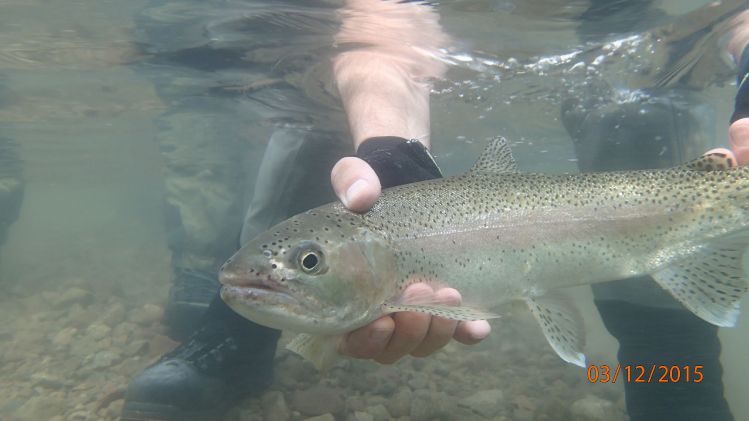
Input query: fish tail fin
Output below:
<box><xmin>651</xmin><ymin>233</ymin><xmax>749</xmax><ymax>327</ymax></box>
<box><xmin>525</xmin><ymin>293</ymin><xmax>586</xmax><ymax>367</ymax></box>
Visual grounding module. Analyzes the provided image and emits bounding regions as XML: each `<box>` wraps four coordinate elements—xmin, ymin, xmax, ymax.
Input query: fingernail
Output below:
<box><xmin>344</xmin><ymin>179</ymin><xmax>368</xmax><ymax>208</ymax></box>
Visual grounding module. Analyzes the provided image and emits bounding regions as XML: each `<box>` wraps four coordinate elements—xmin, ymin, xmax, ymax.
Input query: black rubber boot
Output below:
<box><xmin>163</xmin><ymin>267</ymin><xmax>221</xmax><ymax>341</ymax></box>
<box><xmin>121</xmin><ymin>295</ymin><xmax>280</xmax><ymax>421</ymax></box>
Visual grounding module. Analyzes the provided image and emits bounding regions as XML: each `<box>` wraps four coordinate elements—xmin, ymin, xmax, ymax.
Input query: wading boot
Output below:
<box><xmin>163</xmin><ymin>267</ymin><xmax>221</xmax><ymax>341</ymax></box>
<box><xmin>121</xmin><ymin>295</ymin><xmax>280</xmax><ymax>421</ymax></box>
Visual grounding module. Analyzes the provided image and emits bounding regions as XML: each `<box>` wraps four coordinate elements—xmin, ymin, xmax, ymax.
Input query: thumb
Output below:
<box><xmin>729</xmin><ymin>117</ymin><xmax>749</xmax><ymax>166</ymax></box>
<box><xmin>331</xmin><ymin>157</ymin><xmax>382</xmax><ymax>213</ymax></box>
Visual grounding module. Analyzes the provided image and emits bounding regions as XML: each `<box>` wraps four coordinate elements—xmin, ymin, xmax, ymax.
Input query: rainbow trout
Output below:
<box><xmin>219</xmin><ymin>137</ymin><xmax>749</xmax><ymax>369</ymax></box>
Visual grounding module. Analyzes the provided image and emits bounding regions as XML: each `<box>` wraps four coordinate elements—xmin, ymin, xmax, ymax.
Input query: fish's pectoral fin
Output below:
<box><xmin>651</xmin><ymin>234</ymin><xmax>749</xmax><ymax>327</ymax></box>
<box><xmin>468</xmin><ymin>136</ymin><xmax>518</xmax><ymax>174</ymax></box>
<box><xmin>681</xmin><ymin>152</ymin><xmax>737</xmax><ymax>171</ymax></box>
<box><xmin>526</xmin><ymin>294</ymin><xmax>586</xmax><ymax>368</ymax></box>
<box><xmin>381</xmin><ymin>302</ymin><xmax>500</xmax><ymax>321</ymax></box>
<box><xmin>286</xmin><ymin>333</ymin><xmax>341</xmax><ymax>371</ymax></box>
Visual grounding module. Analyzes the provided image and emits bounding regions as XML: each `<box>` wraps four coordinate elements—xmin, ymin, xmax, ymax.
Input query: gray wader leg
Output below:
<box><xmin>0</xmin><ymin>135</ymin><xmax>24</xmax><ymax>264</ymax></box>
<box><xmin>0</xmin><ymin>74</ymin><xmax>24</xmax><ymax>278</ymax></box>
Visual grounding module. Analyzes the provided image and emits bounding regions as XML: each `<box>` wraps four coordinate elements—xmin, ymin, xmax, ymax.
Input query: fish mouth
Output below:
<box><xmin>220</xmin><ymin>284</ymin><xmax>297</xmax><ymax>305</ymax></box>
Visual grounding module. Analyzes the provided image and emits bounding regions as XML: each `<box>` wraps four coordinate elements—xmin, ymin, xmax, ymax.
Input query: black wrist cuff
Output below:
<box><xmin>730</xmin><ymin>43</ymin><xmax>749</xmax><ymax>123</ymax></box>
<box><xmin>356</xmin><ymin>136</ymin><xmax>443</xmax><ymax>189</ymax></box>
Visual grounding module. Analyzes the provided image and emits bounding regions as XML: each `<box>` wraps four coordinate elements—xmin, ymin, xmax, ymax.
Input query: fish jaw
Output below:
<box><xmin>219</xmin><ymin>285</ymin><xmax>322</xmax><ymax>333</ymax></box>
<box><xmin>218</xmin><ymin>209</ymin><xmax>400</xmax><ymax>335</ymax></box>
<box><xmin>218</xmin><ymin>250</ymin><xmax>338</xmax><ymax>334</ymax></box>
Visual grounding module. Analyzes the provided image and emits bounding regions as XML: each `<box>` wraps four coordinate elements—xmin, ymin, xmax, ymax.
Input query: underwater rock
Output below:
<box><xmin>54</xmin><ymin>287</ymin><xmax>93</xmax><ymax>308</ymax></box>
<box><xmin>345</xmin><ymin>395</ymin><xmax>367</xmax><ymax>412</ymax></box>
<box><xmin>15</xmin><ymin>395</ymin><xmax>67</xmax><ymax>420</ymax></box>
<box><xmin>291</xmin><ymin>385</ymin><xmax>345</xmax><ymax>416</ymax></box>
<box><xmin>365</xmin><ymin>403</ymin><xmax>390</xmax><ymax>421</ymax></box>
<box><xmin>85</xmin><ymin>322</ymin><xmax>112</xmax><ymax>340</ymax></box>
<box><xmin>352</xmin><ymin>411</ymin><xmax>374</xmax><ymax>421</ymax></box>
<box><xmin>51</xmin><ymin>326</ymin><xmax>78</xmax><ymax>348</ymax></box>
<box><xmin>570</xmin><ymin>394</ymin><xmax>614</xmax><ymax>421</ymax></box>
<box><xmin>458</xmin><ymin>388</ymin><xmax>505</xmax><ymax>418</ymax></box>
<box><xmin>276</xmin><ymin>354</ymin><xmax>314</xmax><ymax>389</ymax></box>
<box><xmin>386</xmin><ymin>387</ymin><xmax>412</xmax><ymax>418</ymax></box>
<box><xmin>410</xmin><ymin>390</ymin><xmax>437</xmax><ymax>421</ymax></box>
<box><xmin>261</xmin><ymin>390</ymin><xmax>290</xmax><ymax>421</ymax></box>
<box><xmin>30</xmin><ymin>372</ymin><xmax>67</xmax><ymax>389</ymax></box>
<box><xmin>302</xmin><ymin>414</ymin><xmax>335</xmax><ymax>421</ymax></box>
<box><xmin>83</xmin><ymin>350</ymin><xmax>122</xmax><ymax>370</ymax></box>
<box><xmin>122</xmin><ymin>339</ymin><xmax>149</xmax><ymax>357</ymax></box>
<box><xmin>127</xmin><ymin>303</ymin><xmax>163</xmax><ymax>326</ymax></box>
<box><xmin>407</xmin><ymin>372</ymin><xmax>429</xmax><ymax>390</ymax></box>
<box><xmin>99</xmin><ymin>302</ymin><xmax>126</xmax><ymax>326</ymax></box>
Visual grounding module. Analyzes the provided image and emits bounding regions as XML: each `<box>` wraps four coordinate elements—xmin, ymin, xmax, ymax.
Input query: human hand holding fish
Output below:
<box><xmin>329</xmin><ymin>152</ymin><xmax>491</xmax><ymax>364</ymax></box>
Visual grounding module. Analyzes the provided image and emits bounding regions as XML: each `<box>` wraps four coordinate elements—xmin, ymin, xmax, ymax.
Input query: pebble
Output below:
<box><xmin>407</xmin><ymin>372</ymin><xmax>429</xmax><ymax>390</ymax></box>
<box><xmin>261</xmin><ymin>391</ymin><xmax>290</xmax><ymax>421</ymax></box>
<box><xmin>386</xmin><ymin>387</ymin><xmax>412</xmax><ymax>418</ymax></box>
<box><xmin>67</xmin><ymin>410</ymin><xmax>95</xmax><ymax>420</ymax></box>
<box><xmin>302</xmin><ymin>414</ymin><xmax>335</xmax><ymax>421</ymax></box>
<box><xmin>52</xmin><ymin>327</ymin><xmax>78</xmax><ymax>347</ymax></box>
<box><xmin>365</xmin><ymin>404</ymin><xmax>390</xmax><ymax>421</ymax></box>
<box><xmin>570</xmin><ymin>394</ymin><xmax>614</xmax><ymax>421</ymax></box>
<box><xmin>83</xmin><ymin>350</ymin><xmax>122</xmax><ymax>370</ymax></box>
<box><xmin>14</xmin><ymin>395</ymin><xmax>66</xmax><ymax>420</ymax></box>
<box><xmin>127</xmin><ymin>303</ymin><xmax>163</xmax><ymax>326</ymax></box>
<box><xmin>99</xmin><ymin>302</ymin><xmax>126</xmax><ymax>326</ymax></box>
<box><xmin>30</xmin><ymin>372</ymin><xmax>66</xmax><ymax>389</ymax></box>
<box><xmin>122</xmin><ymin>339</ymin><xmax>149</xmax><ymax>357</ymax></box>
<box><xmin>353</xmin><ymin>411</ymin><xmax>373</xmax><ymax>421</ymax></box>
<box><xmin>53</xmin><ymin>287</ymin><xmax>93</xmax><ymax>308</ymax></box>
<box><xmin>85</xmin><ymin>322</ymin><xmax>112</xmax><ymax>340</ymax></box>
<box><xmin>291</xmin><ymin>385</ymin><xmax>345</xmax><ymax>416</ymax></box>
<box><xmin>346</xmin><ymin>395</ymin><xmax>368</xmax><ymax>412</ymax></box>
<box><xmin>410</xmin><ymin>390</ymin><xmax>436</xmax><ymax>421</ymax></box>
<box><xmin>458</xmin><ymin>388</ymin><xmax>505</xmax><ymax>418</ymax></box>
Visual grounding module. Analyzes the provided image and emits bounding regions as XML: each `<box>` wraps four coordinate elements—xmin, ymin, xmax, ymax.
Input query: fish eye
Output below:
<box><xmin>293</xmin><ymin>241</ymin><xmax>327</xmax><ymax>275</ymax></box>
<box><xmin>300</xmin><ymin>251</ymin><xmax>321</xmax><ymax>273</ymax></box>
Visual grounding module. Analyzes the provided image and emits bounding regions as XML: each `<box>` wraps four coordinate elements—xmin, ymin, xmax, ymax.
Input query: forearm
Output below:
<box><xmin>725</xmin><ymin>9</ymin><xmax>749</xmax><ymax>62</ymax></box>
<box><xmin>333</xmin><ymin>0</ymin><xmax>450</xmax><ymax>149</ymax></box>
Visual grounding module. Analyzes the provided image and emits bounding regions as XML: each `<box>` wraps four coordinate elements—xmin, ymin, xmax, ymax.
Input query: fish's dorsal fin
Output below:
<box><xmin>682</xmin><ymin>152</ymin><xmax>737</xmax><ymax>171</ymax></box>
<box><xmin>651</xmin><ymin>233</ymin><xmax>749</xmax><ymax>327</ymax></box>
<box><xmin>526</xmin><ymin>293</ymin><xmax>586</xmax><ymax>368</ymax></box>
<box><xmin>469</xmin><ymin>136</ymin><xmax>518</xmax><ymax>174</ymax></box>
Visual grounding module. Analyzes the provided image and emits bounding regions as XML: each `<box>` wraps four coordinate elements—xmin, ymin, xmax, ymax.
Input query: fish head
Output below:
<box><xmin>219</xmin><ymin>206</ymin><xmax>397</xmax><ymax>335</ymax></box>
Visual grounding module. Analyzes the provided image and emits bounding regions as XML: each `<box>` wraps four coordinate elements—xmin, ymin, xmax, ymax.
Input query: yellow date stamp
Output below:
<box><xmin>586</xmin><ymin>364</ymin><xmax>704</xmax><ymax>384</ymax></box>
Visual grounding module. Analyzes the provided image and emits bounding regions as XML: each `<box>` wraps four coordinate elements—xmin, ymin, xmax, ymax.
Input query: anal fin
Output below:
<box><xmin>651</xmin><ymin>234</ymin><xmax>749</xmax><ymax>327</ymax></box>
<box><xmin>526</xmin><ymin>294</ymin><xmax>586</xmax><ymax>368</ymax></box>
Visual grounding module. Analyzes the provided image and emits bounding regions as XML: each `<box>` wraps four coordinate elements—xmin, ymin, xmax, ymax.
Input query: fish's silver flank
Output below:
<box><xmin>220</xmin><ymin>137</ymin><xmax>749</xmax><ymax>370</ymax></box>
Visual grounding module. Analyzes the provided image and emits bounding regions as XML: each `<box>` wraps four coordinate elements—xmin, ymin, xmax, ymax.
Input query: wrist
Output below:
<box><xmin>356</xmin><ymin>137</ymin><xmax>442</xmax><ymax>188</ymax></box>
<box><xmin>731</xmin><ymin>43</ymin><xmax>749</xmax><ymax>123</ymax></box>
